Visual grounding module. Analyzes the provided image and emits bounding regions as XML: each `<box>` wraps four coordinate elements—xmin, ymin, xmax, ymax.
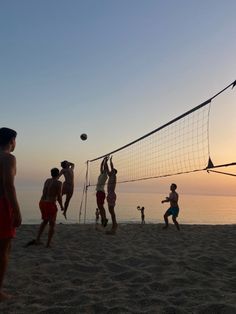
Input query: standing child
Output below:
<box><xmin>137</xmin><ymin>206</ymin><xmax>145</xmax><ymax>224</ymax></box>
<box><xmin>161</xmin><ymin>183</ymin><xmax>180</xmax><ymax>231</ymax></box>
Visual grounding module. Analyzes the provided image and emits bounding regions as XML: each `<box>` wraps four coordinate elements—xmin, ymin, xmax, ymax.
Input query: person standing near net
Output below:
<box><xmin>137</xmin><ymin>206</ymin><xmax>145</xmax><ymax>224</ymax></box>
<box><xmin>35</xmin><ymin>168</ymin><xmax>63</xmax><ymax>248</ymax></box>
<box><xmin>161</xmin><ymin>183</ymin><xmax>180</xmax><ymax>231</ymax></box>
<box><xmin>106</xmin><ymin>156</ymin><xmax>118</xmax><ymax>234</ymax></box>
<box><xmin>0</xmin><ymin>127</ymin><xmax>22</xmax><ymax>301</ymax></box>
<box><xmin>96</xmin><ymin>156</ymin><xmax>109</xmax><ymax>227</ymax></box>
<box><xmin>59</xmin><ymin>160</ymin><xmax>74</xmax><ymax>219</ymax></box>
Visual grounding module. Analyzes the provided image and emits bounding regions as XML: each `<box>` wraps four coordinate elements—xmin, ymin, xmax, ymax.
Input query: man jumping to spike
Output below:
<box><xmin>59</xmin><ymin>160</ymin><xmax>74</xmax><ymax>219</ymax></box>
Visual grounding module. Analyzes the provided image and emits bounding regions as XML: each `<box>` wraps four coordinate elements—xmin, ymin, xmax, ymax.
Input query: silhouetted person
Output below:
<box><xmin>106</xmin><ymin>156</ymin><xmax>118</xmax><ymax>234</ymax></box>
<box><xmin>0</xmin><ymin>127</ymin><xmax>22</xmax><ymax>301</ymax></box>
<box><xmin>96</xmin><ymin>157</ymin><xmax>108</xmax><ymax>227</ymax></box>
<box><xmin>35</xmin><ymin>168</ymin><xmax>63</xmax><ymax>247</ymax></box>
<box><xmin>137</xmin><ymin>206</ymin><xmax>145</xmax><ymax>224</ymax></box>
<box><xmin>59</xmin><ymin>160</ymin><xmax>74</xmax><ymax>219</ymax></box>
<box><xmin>162</xmin><ymin>183</ymin><xmax>180</xmax><ymax>231</ymax></box>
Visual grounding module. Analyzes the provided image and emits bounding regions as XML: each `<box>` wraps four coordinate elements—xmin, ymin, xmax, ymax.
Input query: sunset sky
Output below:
<box><xmin>1</xmin><ymin>0</ymin><xmax>236</xmax><ymax>195</ymax></box>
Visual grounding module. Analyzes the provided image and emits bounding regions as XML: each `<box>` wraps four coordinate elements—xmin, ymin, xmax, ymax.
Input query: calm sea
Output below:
<box><xmin>17</xmin><ymin>187</ymin><xmax>236</xmax><ymax>225</ymax></box>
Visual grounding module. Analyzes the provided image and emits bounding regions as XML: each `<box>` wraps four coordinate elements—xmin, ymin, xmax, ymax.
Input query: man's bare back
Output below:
<box><xmin>60</xmin><ymin>161</ymin><xmax>74</xmax><ymax>191</ymax></box>
<box><xmin>41</xmin><ymin>178</ymin><xmax>62</xmax><ymax>203</ymax></box>
<box><xmin>61</xmin><ymin>168</ymin><xmax>74</xmax><ymax>185</ymax></box>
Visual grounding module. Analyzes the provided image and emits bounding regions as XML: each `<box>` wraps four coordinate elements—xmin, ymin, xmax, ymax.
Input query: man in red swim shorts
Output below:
<box><xmin>0</xmin><ymin>127</ymin><xmax>22</xmax><ymax>301</ymax></box>
<box><xmin>35</xmin><ymin>168</ymin><xmax>63</xmax><ymax>248</ymax></box>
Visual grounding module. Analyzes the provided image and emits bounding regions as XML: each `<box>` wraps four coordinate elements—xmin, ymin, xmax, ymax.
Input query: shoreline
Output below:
<box><xmin>20</xmin><ymin>221</ymin><xmax>236</xmax><ymax>226</ymax></box>
<box><xmin>1</xmin><ymin>224</ymin><xmax>236</xmax><ymax>313</ymax></box>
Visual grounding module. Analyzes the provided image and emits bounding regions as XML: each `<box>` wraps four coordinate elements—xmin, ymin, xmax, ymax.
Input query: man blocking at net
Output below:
<box><xmin>96</xmin><ymin>156</ymin><xmax>109</xmax><ymax>227</ymax></box>
<box><xmin>106</xmin><ymin>156</ymin><xmax>118</xmax><ymax>234</ymax></box>
<box><xmin>162</xmin><ymin>183</ymin><xmax>180</xmax><ymax>231</ymax></box>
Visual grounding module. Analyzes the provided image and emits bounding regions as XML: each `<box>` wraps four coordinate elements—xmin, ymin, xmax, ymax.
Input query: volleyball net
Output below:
<box><xmin>87</xmin><ymin>80</ymin><xmax>235</xmax><ymax>187</ymax></box>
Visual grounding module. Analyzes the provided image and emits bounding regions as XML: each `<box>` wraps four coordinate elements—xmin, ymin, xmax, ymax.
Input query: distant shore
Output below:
<box><xmin>1</xmin><ymin>224</ymin><xmax>236</xmax><ymax>313</ymax></box>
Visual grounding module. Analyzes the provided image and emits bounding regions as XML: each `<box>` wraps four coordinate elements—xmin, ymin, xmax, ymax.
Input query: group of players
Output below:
<box><xmin>95</xmin><ymin>156</ymin><xmax>118</xmax><ymax>235</ymax></box>
<box><xmin>0</xmin><ymin>127</ymin><xmax>180</xmax><ymax>301</ymax></box>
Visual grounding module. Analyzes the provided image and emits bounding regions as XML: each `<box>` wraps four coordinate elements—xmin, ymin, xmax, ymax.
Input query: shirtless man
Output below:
<box><xmin>162</xmin><ymin>183</ymin><xmax>180</xmax><ymax>231</ymax></box>
<box><xmin>0</xmin><ymin>127</ymin><xmax>22</xmax><ymax>301</ymax></box>
<box><xmin>59</xmin><ymin>160</ymin><xmax>74</xmax><ymax>219</ymax></box>
<box><xmin>96</xmin><ymin>156</ymin><xmax>108</xmax><ymax>227</ymax></box>
<box><xmin>36</xmin><ymin>168</ymin><xmax>63</xmax><ymax>247</ymax></box>
<box><xmin>106</xmin><ymin>156</ymin><xmax>118</xmax><ymax>234</ymax></box>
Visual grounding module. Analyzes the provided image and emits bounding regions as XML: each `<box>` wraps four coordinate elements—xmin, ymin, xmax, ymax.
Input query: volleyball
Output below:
<box><xmin>80</xmin><ymin>133</ymin><xmax>87</xmax><ymax>141</ymax></box>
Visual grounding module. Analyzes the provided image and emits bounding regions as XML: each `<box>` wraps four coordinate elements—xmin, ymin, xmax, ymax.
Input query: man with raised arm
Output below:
<box><xmin>0</xmin><ymin>127</ymin><xmax>22</xmax><ymax>301</ymax></box>
<box><xmin>106</xmin><ymin>156</ymin><xmax>118</xmax><ymax>234</ymax></box>
<box><xmin>137</xmin><ymin>206</ymin><xmax>145</xmax><ymax>224</ymax></box>
<box><xmin>59</xmin><ymin>160</ymin><xmax>74</xmax><ymax>219</ymax></box>
<box><xmin>96</xmin><ymin>156</ymin><xmax>109</xmax><ymax>227</ymax></box>
<box><xmin>36</xmin><ymin>168</ymin><xmax>63</xmax><ymax>248</ymax></box>
<box><xmin>162</xmin><ymin>183</ymin><xmax>180</xmax><ymax>231</ymax></box>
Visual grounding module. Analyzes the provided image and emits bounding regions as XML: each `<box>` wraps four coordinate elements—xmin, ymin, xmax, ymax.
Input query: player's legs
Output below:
<box><xmin>61</xmin><ymin>189</ymin><xmax>66</xmax><ymax>211</ymax></box>
<box><xmin>99</xmin><ymin>206</ymin><xmax>108</xmax><ymax>227</ymax></box>
<box><xmin>96</xmin><ymin>192</ymin><xmax>107</xmax><ymax>226</ymax></box>
<box><xmin>36</xmin><ymin>220</ymin><xmax>48</xmax><ymax>244</ymax></box>
<box><xmin>172</xmin><ymin>216</ymin><xmax>180</xmax><ymax>231</ymax></box>
<box><xmin>163</xmin><ymin>209</ymin><xmax>171</xmax><ymax>229</ymax></box>
<box><xmin>62</xmin><ymin>183</ymin><xmax>73</xmax><ymax>217</ymax></box>
<box><xmin>0</xmin><ymin>239</ymin><xmax>12</xmax><ymax>301</ymax></box>
<box><xmin>46</xmin><ymin>220</ymin><xmax>55</xmax><ymax>248</ymax></box>
<box><xmin>108</xmin><ymin>205</ymin><xmax>118</xmax><ymax>231</ymax></box>
<box><xmin>63</xmin><ymin>191</ymin><xmax>73</xmax><ymax>219</ymax></box>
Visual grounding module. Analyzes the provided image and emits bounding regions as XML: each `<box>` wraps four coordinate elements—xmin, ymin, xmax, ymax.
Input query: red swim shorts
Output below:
<box><xmin>96</xmin><ymin>191</ymin><xmax>105</xmax><ymax>207</ymax></box>
<box><xmin>0</xmin><ymin>196</ymin><xmax>16</xmax><ymax>239</ymax></box>
<box><xmin>39</xmin><ymin>200</ymin><xmax>58</xmax><ymax>222</ymax></box>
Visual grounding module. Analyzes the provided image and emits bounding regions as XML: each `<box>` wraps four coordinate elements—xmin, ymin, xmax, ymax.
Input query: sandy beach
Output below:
<box><xmin>1</xmin><ymin>223</ymin><xmax>236</xmax><ymax>314</ymax></box>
